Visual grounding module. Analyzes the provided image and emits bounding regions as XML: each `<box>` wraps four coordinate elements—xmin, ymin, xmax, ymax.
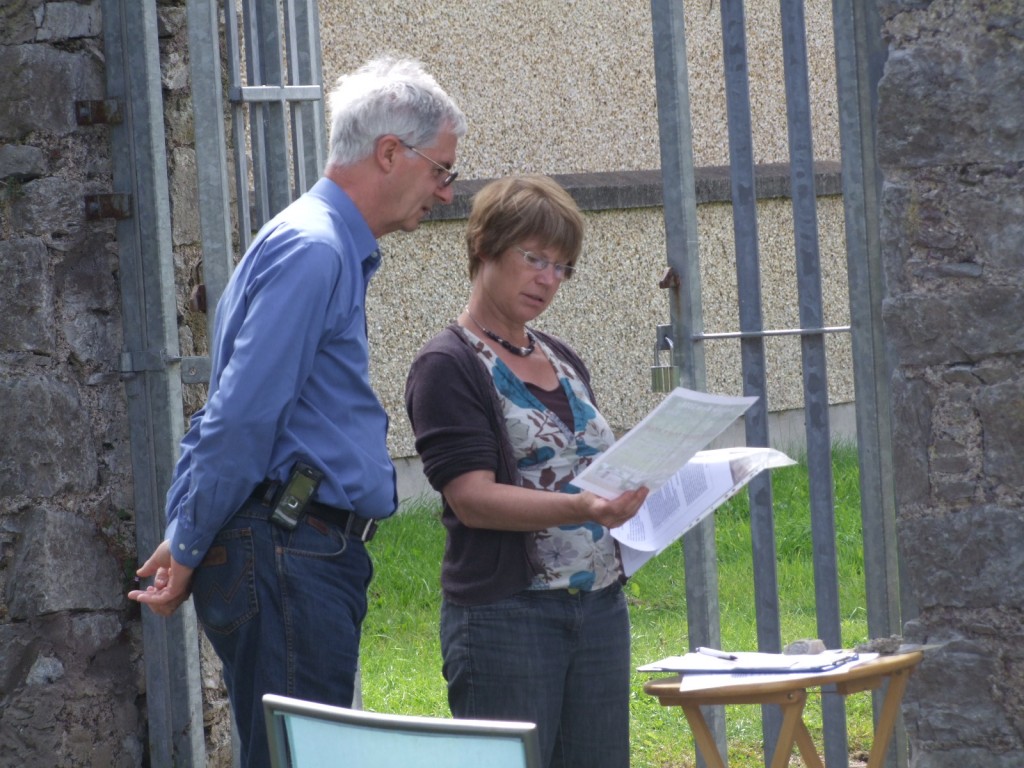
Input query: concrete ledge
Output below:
<box><xmin>426</xmin><ymin>161</ymin><xmax>844</xmax><ymax>221</ymax></box>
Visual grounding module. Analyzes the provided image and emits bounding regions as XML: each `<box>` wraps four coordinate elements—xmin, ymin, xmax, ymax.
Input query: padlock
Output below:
<box><xmin>650</xmin><ymin>341</ymin><xmax>680</xmax><ymax>393</ymax></box>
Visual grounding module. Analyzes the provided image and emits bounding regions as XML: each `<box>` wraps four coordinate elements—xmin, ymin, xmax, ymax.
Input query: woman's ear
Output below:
<box><xmin>468</xmin><ymin>250</ymin><xmax>488</xmax><ymax>280</ymax></box>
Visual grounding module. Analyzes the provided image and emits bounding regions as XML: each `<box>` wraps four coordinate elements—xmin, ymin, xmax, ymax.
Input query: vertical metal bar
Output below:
<box><xmin>186</xmin><ymin>0</ymin><xmax>235</xmax><ymax>328</ymax></box>
<box><xmin>779</xmin><ymin>1</ymin><xmax>848</xmax><ymax>765</ymax></box>
<box><xmin>249</xmin><ymin>0</ymin><xmax>292</xmax><ymax>220</ymax></box>
<box><xmin>223</xmin><ymin>0</ymin><xmax>254</xmax><ymax>250</ymax></box>
<box><xmin>649</xmin><ymin>0</ymin><xmax>724</xmax><ymax>763</ymax></box>
<box><xmin>283</xmin><ymin>0</ymin><xmax>307</xmax><ymax>196</ymax></box>
<box><xmin>102</xmin><ymin>0</ymin><xmax>204</xmax><ymax>764</ymax></box>
<box><xmin>288</xmin><ymin>0</ymin><xmax>325</xmax><ymax>189</ymax></box>
<box><xmin>241</xmin><ymin>0</ymin><xmax>271</xmax><ymax>225</ymax></box>
<box><xmin>719</xmin><ymin>0</ymin><xmax>781</xmax><ymax>761</ymax></box>
<box><xmin>283</xmin><ymin>0</ymin><xmax>323</xmax><ymax>195</ymax></box>
<box><xmin>833</xmin><ymin>0</ymin><xmax>909</xmax><ymax>765</ymax></box>
<box><xmin>298</xmin><ymin>0</ymin><xmax>325</xmax><ymax>178</ymax></box>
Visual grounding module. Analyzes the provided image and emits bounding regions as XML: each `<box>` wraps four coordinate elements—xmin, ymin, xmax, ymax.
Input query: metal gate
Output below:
<box><xmin>651</xmin><ymin>0</ymin><xmax>908</xmax><ymax>766</ymax></box>
<box><xmin>108</xmin><ymin>0</ymin><xmax>328</xmax><ymax>764</ymax></box>
<box><xmin>112</xmin><ymin>0</ymin><xmax>908</xmax><ymax>765</ymax></box>
<box><xmin>187</xmin><ymin>0</ymin><xmax>327</xmax><ymax>328</ymax></box>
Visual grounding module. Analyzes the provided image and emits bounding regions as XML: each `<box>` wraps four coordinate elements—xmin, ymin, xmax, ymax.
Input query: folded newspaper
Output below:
<box><xmin>571</xmin><ymin>386</ymin><xmax>796</xmax><ymax>575</ymax></box>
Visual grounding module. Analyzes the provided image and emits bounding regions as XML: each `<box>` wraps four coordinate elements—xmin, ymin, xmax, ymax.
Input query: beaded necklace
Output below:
<box><xmin>465</xmin><ymin>308</ymin><xmax>536</xmax><ymax>357</ymax></box>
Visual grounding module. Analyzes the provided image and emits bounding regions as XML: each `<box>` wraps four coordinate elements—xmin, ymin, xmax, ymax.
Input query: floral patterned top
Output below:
<box><xmin>460</xmin><ymin>325</ymin><xmax>623</xmax><ymax>592</ymax></box>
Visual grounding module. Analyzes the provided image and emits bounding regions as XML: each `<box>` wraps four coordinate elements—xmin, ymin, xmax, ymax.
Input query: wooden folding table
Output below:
<box><xmin>642</xmin><ymin>651</ymin><xmax>922</xmax><ymax>768</ymax></box>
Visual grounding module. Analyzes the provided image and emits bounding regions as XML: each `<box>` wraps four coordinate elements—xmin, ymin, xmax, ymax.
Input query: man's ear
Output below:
<box><xmin>375</xmin><ymin>135</ymin><xmax>401</xmax><ymax>172</ymax></box>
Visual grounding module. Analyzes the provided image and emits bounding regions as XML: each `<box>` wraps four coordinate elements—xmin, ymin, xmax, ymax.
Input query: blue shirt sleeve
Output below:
<box><xmin>165</xmin><ymin>181</ymin><xmax>394</xmax><ymax>568</ymax></box>
<box><xmin>168</xmin><ymin>237</ymin><xmax>343</xmax><ymax>566</ymax></box>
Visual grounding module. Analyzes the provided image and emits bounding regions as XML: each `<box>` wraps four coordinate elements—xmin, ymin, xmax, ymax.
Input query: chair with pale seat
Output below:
<box><xmin>263</xmin><ymin>693</ymin><xmax>542</xmax><ymax>768</ymax></box>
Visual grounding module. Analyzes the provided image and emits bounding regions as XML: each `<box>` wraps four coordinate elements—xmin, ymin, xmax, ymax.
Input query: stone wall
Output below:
<box><xmin>877</xmin><ymin>1</ymin><xmax>1024</xmax><ymax>765</ymax></box>
<box><xmin>0</xmin><ymin>1</ymin><xmax>143</xmax><ymax>765</ymax></box>
<box><xmin>0</xmin><ymin>1</ymin><xmax>227</xmax><ymax>765</ymax></box>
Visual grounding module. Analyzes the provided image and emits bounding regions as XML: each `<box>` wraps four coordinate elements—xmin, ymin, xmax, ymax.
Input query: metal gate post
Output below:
<box><xmin>103</xmin><ymin>0</ymin><xmax>206</xmax><ymax>764</ymax></box>
<box><xmin>780</xmin><ymin>1</ymin><xmax>848</xmax><ymax>764</ymax></box>
<box><xmin>649</xmin><ymin>1</ymin><xmax>725</xmax><ymax>764</ymax></box>
<box><xmin>718</xmin><ymin>0</ymin><xmax>783</xmax><ymax>760</ymax></box>
<box><xmin>186</xmin><ymin>0</ymin><xmax>235</xmax><ymax>329</ymax></box>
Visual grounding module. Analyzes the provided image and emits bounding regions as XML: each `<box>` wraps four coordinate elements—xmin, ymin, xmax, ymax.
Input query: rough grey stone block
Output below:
<box><xmin>878</xmin><ymin>18</ymin><xmax>1024</xmax><ymax>167</ymax></box>
<box><xmin>0</xmin><ymin>375</ymin><xmax>97</xmax><ymax>498</ymax></box>
<box><xmin>976</xmin><ymin>375</ymin><xmax>1024</xmax><ymax>489</ymax></box>
<box><xmin>6</xmin><ymin>507</ymin><xmax>124</xmax><ymax>618</ymax></box>
<box><xmin>60</xmin><ymin>243</ymin><xmax>123</xmax><ymax>365</ymax></box>
<box><xmin>25</xmin><ymin>655</ymin><xmax>65</xmax><ymax>685</ymax></box>
<box><xmin>0</xmin><ymin>0</ymin><xmax>44</xmax><ymax>45</ymax></box>
<box><xmin>169</xmin><ymin>146</ymin><xmax>200</xmax><ymax>246</ymax></box>
<box><xmin>0</xmin><ymin>623</ymin><xmax>35</xmax><ymax>694</ymax></box>
<box><xmin>903</xmin><ymin>631</ymin><xmax>1024</xmax><ymax>761</ymax></box>
<box><xmin>883</xmin><ymin>284</ymin><xmax>1024</xmax><ymax>366</ymax></box>
<box><xmin>899</xmin><ymin>506</ymin><xmax>1024</xmax><ymax>610</ymax></box>
<box><xmin>889</xmin><ymin>373</ymin><xmax>932</xmax><ymax>507</ymax></box>
<box><xmin>34</xmin><ymin>1</ymin><xmax>102</xmax><ymax>41</ymax></box>
<box><xmin>9</xmin><ymin>176</ymin><xmax>86</xmax><ymax>251</ymax></box>
<box><xmin>0</xmin><ymin>237</ymin><xmax>55</xmax><ymax>354</ymax></box>
<box><xmin>0</xmin><ymin>45</ymin><xmax>104</xmax><ymax>139</ymax></box>
<box><xmin>0</xmin><ymin>143</ymin><xmax>46</xmax><ymax>180</ymax></box>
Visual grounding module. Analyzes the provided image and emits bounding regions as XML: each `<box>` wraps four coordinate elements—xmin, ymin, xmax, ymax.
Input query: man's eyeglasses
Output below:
<box><xmin>401</xmin><ymin>142</ymin><xmax>458</xmax><ymax>188</ymax></box>
<box><xmin>516</xmin><ymin>247</ymin><xmax>575</xmax><ymax>281</ymax></box>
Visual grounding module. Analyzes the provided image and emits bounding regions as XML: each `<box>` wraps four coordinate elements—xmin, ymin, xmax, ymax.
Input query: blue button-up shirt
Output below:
<box><xmin>165</xmin><ymin>178</ymin><xmax>397</xmax><ymax>567</ymax></box>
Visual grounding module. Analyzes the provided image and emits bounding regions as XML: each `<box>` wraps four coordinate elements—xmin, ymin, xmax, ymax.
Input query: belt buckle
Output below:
<box><xmin>360</xmin><ymin>520</ymin><xmax>378</xmax><ymax>542</ymax></box>
<box><xmin>344</xmin><ymin>513</ymin><xmax>378</xmax><ymax>543</ymax></box>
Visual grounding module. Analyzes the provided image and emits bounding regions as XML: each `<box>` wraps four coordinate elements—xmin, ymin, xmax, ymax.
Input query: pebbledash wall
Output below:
<box><xmin>322</xmin><ymin>0</ymin><xmax>856</xmax><ymax>501</ymax></box>
<box><xmin>5</xmin><ymin>0</ymin><xmax>1019</xmax><ymax>766</ymax></box>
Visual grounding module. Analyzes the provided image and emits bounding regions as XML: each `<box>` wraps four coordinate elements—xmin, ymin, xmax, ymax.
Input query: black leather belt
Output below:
<box><xmin>252</xmin><ymin>482</ymin><xmax>378</xmax><ymax>542</ymax></box>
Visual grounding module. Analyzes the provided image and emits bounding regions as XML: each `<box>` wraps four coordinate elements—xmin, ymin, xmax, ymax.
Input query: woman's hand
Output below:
<box><xmin>577</xmin><ymin>487</ymin><xmax>650</xmax><ymax>529</ymax></box>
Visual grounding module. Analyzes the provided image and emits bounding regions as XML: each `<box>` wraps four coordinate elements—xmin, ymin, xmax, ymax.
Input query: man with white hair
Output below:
<box><xmin>129</xmin><ymin>56</ymin><xmax>467</xmax><ymax>767</ymax></box>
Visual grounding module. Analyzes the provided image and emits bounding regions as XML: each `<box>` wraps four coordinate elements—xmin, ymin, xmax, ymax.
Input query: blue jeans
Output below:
<box><xmin>191</xmin><ymin>497</ymin><xmax>373</xmax><ymax>768</ymax></box>
<box><xmin>440</xmin><ymin>583</ymin><xmax>631</xmax><ymax>768</ymax></box>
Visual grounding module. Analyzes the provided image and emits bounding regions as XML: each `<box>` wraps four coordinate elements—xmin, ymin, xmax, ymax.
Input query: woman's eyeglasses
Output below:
<box><xmin>516</xmin><ymin>247</ymin><xmax>575</xmax><ymax>281</ymax></box>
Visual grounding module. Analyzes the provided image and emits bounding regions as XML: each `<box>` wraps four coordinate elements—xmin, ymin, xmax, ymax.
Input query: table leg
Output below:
<box><xmin>793</xmin><ymin>720</ymin><xmax>826</xmax><ymax>768</ymax></box>
<box><xmin>769</xmin><ymin>690</ymin><xmax>823</xmax><ymax>768</ymax></box>
<box><xmin>681</xmin><ymin>705</ymin><xmax>728</xmax><ymax>768</ymax></box>
<box><xmin>866</xmin><ymin>668</ymin><xmax>911</xmax><ymax>768</ymax></box>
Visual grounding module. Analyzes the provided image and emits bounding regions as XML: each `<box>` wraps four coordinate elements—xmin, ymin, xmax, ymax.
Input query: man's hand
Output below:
<box><xmin>127</xmin><ymin>540</ymin><xmax>195</xmax><ymax>617</ymax></box>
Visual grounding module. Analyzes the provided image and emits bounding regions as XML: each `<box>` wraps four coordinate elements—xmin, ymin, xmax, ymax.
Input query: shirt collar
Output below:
<box><xmin>309</xmin><ymin>177</ymin><xmax>380</xmax><ymax>265</ymax></box>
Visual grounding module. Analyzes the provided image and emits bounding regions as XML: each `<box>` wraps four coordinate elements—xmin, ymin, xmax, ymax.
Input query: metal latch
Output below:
<box><xmin>651</xmin><ymin>324</ymin><xmax>680</xmax><ymax>393</ymax></box>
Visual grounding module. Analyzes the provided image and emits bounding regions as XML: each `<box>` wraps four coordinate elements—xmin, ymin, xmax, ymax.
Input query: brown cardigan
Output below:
<box><xmin>404</xmin><ymin>324</ymin><xmax>595</xmax><ymax>606</ymax></box>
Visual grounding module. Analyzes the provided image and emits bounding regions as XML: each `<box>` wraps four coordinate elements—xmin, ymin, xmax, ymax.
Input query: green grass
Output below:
<box><xmin>360</xmin><ymin>445</ymin><xmax>869</xmax><ymax>767</ymax></box>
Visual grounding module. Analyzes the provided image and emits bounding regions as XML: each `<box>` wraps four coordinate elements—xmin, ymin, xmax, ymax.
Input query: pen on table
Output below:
<box><xmin>696</xmin><ymin>647</ymin><xmax>738</xmax><ymax>661</ymax></box>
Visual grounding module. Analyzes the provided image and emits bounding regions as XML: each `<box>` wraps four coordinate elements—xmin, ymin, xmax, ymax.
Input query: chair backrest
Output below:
<box><xmin>263</xmin><ymin>694</ymin><xmax>542</xmax><ymax>768</ymax></box>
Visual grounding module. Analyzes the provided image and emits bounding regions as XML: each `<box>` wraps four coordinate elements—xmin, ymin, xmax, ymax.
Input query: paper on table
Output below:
<box><xmin>674</xmin><ymin>654</ymin><xmax>879</xmax><ymax>692</ymax></box>
<box><xmin>638</xmin><ymin>649</ymin><xmax>870</xmax><ymax>674</ymax></box>
<box><xmin>613</xmin><ymin>447</ymin><xmax>796</xmax><ymax>576</ymax></box>
<box><xmin>572</xmin><ymin>387</ymin><xmax>757</xmax><ymax>499</ymax></box>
